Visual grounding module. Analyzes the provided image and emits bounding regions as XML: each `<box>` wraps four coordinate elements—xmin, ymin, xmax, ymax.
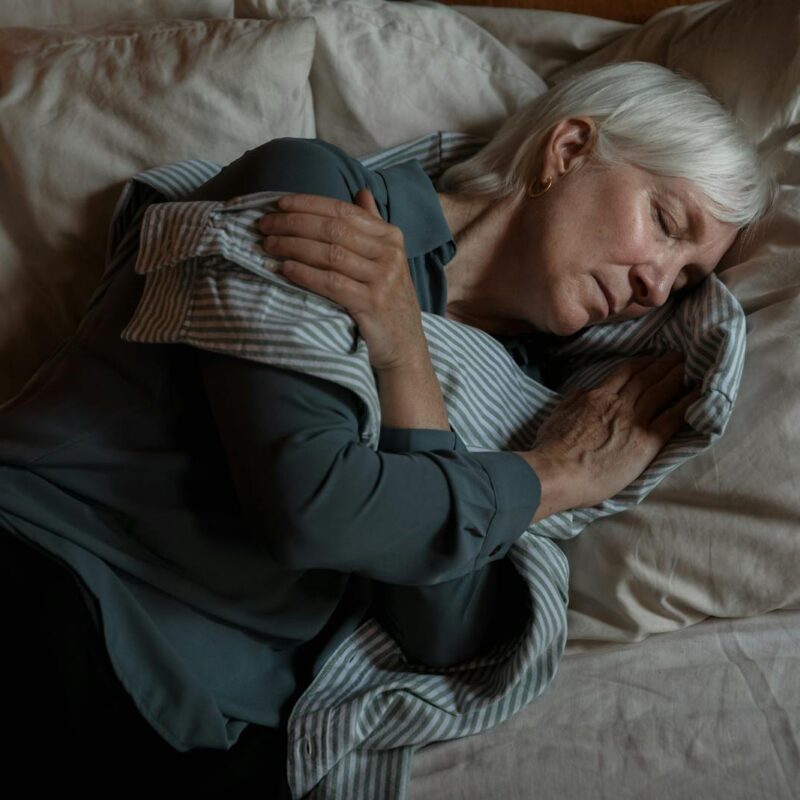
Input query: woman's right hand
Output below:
<box><xmin>516</xmin><ymin>352</ymin><xmax>701</xmax><ymax>522</ymax></box>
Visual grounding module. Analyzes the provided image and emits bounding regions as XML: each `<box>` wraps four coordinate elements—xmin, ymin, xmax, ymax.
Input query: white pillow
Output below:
<box><xmin>0</xmin><ymin>0</ymin><xmax>233</xmax><ymax>27</ymax></box>
<box><xmin>451</xmin><ymin>2</ymin><xmax>635</xmax><ymax>81</ymax></box>
<box><xmin>549</xmin><ymin>0</ymin><xmax>796</xmax><ymax>146</ymax></box>
<box><xmin>0</xmin><ymin>17</ymin><xmax>316</xmax><ymax>404</ymax></box>
<box><xmin>543</xmin><ymin>0</ymin><xmax>800</xmax><ymax>651</ymax></box>
<box><xmin>234</xmin><ymin>0</ymin><xmax>548</xmax><ymax>156</ymax></box>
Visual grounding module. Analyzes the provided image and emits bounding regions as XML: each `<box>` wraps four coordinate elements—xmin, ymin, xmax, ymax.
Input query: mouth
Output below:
<box><xmin>595</xmin><ymin>276</ymin><xmax>615</xmax><ymax>318</ymax></box>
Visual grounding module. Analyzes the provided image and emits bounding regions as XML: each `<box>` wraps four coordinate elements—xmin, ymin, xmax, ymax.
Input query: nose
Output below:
<box><xmin>629</xmin><ymin>262</ymin><xmax>675</xmax><ymax>308</ymax></box>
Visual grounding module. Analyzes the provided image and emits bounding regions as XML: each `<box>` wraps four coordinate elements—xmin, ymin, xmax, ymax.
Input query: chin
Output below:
<box><xmin>549</xmin><ymin>308</ymin><xmax>590</xmax><ymax>337</ymax></box>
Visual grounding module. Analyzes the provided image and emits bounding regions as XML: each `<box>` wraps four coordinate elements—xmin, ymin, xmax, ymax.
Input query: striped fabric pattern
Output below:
<box><xmin>109</xmin><ymin>131</ymin><xmax>745</xmax><ymax>800</ymax></box>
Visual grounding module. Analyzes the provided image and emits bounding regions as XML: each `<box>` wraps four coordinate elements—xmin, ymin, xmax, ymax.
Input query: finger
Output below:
<box><xmin>278</xmin><ymin>258</ymin><xmax>372</xmax><ymax>312</ymax></box>
<box><xmin>260</xmin><ymin>209</ymin><xmax>387</xmax><ymax>254</ymax></box>
<box><xmin>594</xmin><ymin>353</ymin><xmax>666</xmax><ymax>395</ymax></box>
<box><xmin>261</xmin><ymin>212</ymin><xmax>386</xmax><ymax>279</ymax></box>
<box><xmin>618</xmin><ymin>351</ymin><xmax>685</xmax><ymax>407</ymax></box>
<box><xmin>648</xmin><ymin>387</ymin><xmax>701</xmax><ymax>444</ymax></box>
<box><xmin>266</xmin><ymin>233</ymin><xmax>379</xmax><ymax>284</ymax></box>
<box><xmin>354</xmin><ymin>187</ymin><xmax>382</xmax><ymax>218</ymax></box>
<box><xmin>634</xmin><ymin>361</ymin><xmax>687</xmax><ymax>424</ymax></box>
<box><xmin>271</xmin><ymin>193</ymin><xmax>386</xmax><ymax>234</ymax></box>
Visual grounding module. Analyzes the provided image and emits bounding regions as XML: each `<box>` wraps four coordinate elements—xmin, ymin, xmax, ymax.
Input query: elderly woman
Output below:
<box><xmin>0</xmin><ymin>62</ymin><xmax>774</xmax><ymax>792</ymax></box>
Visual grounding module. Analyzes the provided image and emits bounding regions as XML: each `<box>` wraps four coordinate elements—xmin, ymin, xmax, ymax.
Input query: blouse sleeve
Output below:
<box><xmin>126</xmin><ymin>136</ymin><xmax>542</xmax><ymax>587</ymax></box>
<box><xmin>197</xmin><ymin>346</ymin><xmax>540</xmax><ymax>587</ymax></box>
<box><xmin>371</xmin><ymin>421</ymin><xmax>533</xmax><ymax>667</ymax></box>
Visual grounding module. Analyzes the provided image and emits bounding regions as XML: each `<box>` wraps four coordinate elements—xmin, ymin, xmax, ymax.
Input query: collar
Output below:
<box><xmin>375</xmin><ymin>159</ymin><xmax>455</xmax><ymax>260</ymax></box>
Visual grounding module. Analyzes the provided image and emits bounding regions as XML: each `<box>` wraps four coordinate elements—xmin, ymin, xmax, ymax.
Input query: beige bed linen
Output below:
<box><xmin>0</xmin><ymin>17</ymin><xmax>316</xmax><ymax>405</ymax></box>
<box><xmin>410</xmin><ymin>606</ymin><xmax>800</xmax><ymax>799</ymax></box>
<box><xmin>235</xmin><ymin>0</ymin><xmax>549</xmax><ymax>153</ymax></box>
<box><xmin>452</xmin><ymin>2</ymin><xmax>636</xmax><ymax>80</ymax></box>
<box><xmin>0</xmin><ymin>0</ymin><xmax>234</xmax><ymax>27</ymax></box>
<box><xmin>442</xmin><ymin>0</ymin><xmax>711</xmax><ymax>25</ymax></box>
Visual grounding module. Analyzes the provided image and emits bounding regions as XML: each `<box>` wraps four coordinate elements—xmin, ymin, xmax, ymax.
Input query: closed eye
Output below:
<box><xmin>656</xmin><ymin>207</ymin><xmax>672</xmax><ymax>237</ymax></box>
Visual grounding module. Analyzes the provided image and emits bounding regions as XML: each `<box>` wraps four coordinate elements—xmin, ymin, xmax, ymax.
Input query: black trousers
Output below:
<box><xmin>3</xmin><ymin>530</ymin><xmax>292</xmax><ymax>795</ymax></box>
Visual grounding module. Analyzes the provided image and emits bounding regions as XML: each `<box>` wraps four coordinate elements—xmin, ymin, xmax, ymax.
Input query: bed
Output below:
<box><xmin>1</xmin><ymin>0</ymin><xmax>797</xmax><ymax>798</ymax></box>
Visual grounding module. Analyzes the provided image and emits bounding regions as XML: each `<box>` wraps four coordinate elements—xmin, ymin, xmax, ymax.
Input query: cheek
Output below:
<box><xmin>547</xmin><ymin>274</ymin><xmax>594</xmax><ymax>335</ymax></box>
<box><xmin>532</xmin><ymin>237</ymin><xmax>592</xmax><ymax>335</ymax></box>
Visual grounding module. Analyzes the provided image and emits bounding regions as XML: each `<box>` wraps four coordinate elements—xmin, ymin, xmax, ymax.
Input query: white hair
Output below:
<box><xmin>439</xmin><ymin>61</ymin><xmax>778</xmax><ymax>246</ymax></box>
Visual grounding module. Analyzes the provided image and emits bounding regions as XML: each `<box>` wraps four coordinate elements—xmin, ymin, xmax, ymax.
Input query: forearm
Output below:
<box><xmin>374</xmin><ymin>344</ymin><xmax>449</xmax><ymax>431</ymax></box>
<box><xmin>374</xmin><ymin>344</ymin><xmax>553</xmax><ymax>529</ymax></box>
<box><xmin>513</xmin><ymin>449</ymin><xmax>572</xmax><ymax>525</ymax></box>
<box><xmin>198</xmin><ymin>349</ymin><xmax>540</xmax><ymax>586</ymax></box>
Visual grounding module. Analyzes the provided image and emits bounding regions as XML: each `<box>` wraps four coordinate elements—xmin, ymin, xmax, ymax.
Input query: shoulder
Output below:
<box><xmin>246</xmin><ymin>137</ymin><xmax>376</xmax><ymax>203</ymax></box>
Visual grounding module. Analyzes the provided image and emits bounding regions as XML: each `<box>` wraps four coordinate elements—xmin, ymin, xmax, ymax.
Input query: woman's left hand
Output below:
<box><xmin>258</xmin><ymin>189</ymin><xmax>428</xmax><ymax>372</ymax></box>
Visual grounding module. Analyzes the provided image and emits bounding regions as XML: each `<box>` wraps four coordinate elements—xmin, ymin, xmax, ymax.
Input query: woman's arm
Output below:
<box><xmin>375</xmin><ymin>351</ymin><xmax>449</xmax><ymax>430</ymax></box>
<box><xmin>196</xmin><ymin>346</ymin><xmax>541</xmax><ymax>587</ymax></box>
<box><xmin>176</xmin><ymin>137</ymin><xmax>540</xmax><ymax>587</ymax></box>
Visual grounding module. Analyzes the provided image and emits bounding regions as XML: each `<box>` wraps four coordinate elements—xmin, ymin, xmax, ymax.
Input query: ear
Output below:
<box><xmin>540</xmin><ymin>117</ymin><xmax>596</xmax><ymax>179</ymax></box>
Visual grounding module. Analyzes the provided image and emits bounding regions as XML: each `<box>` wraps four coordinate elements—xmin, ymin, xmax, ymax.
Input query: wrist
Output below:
<box><xmin>374</xmin><ymin>346</ymin><xmax>449</xmax><ymax>431</ymax></box>
<box><xmin>373</xmin><ymin>342</ymin><xmax>431</xmax><ymax>376</ymax></box>
<box><xmin>515</xmin><ymin>448</ymin><xmax>573</xmax><ymax>523</ymax></box>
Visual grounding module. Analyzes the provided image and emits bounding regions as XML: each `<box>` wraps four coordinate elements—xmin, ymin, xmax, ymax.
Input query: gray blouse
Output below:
<box><xmin>0</xmin><ymin>135</ymin><xmax>541</xmax><ymax>752</ymax></box>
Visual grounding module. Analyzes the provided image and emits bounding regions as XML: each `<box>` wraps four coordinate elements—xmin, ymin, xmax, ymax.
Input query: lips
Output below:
<box><xmin>595</xmin><ymin>277</ymin><xmax>616</xmax><ymax>317</ymax></box>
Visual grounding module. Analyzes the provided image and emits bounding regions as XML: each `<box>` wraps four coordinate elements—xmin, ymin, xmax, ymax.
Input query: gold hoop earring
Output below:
<box><xmin>527</xmin><ymin>176</ymin><xmax>553</xmax><ymax>198</ymax></box>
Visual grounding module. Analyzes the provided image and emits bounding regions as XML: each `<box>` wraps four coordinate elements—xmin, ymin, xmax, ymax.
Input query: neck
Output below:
<box><xmin>437</xmin><ymin>190</ymin><xmax>536</xmax><ymax>336</ymax></box>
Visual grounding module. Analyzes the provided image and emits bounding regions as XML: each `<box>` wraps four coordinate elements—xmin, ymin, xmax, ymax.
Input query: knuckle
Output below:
<box><xmin>326</xmin><ymin>269</ymin><xmax>346</xmax><ymax>291</ymax></box>
<box><xmin>585</xmin><ymin>387</ymin><xmax>609</xmax><ymax>405</ymax></box>
<box><xmin>386</xmin><ymin>254</ymin><xmax>405</xmax><ymax>275</ymax></box>
<box><xmin>328</xmin><ymin>243</ymin><xmax>347</xmax><ymax>266</ymax></box>
<box><xmin>587</xmin><ymin>389</ymin><xmax>623</xmax><ymax>417</ymax></box>
<box><xmin>325</xmin><ymin>219</ymin><xmax>348</xmax><ymax>241</ymax></box>
<box><xmin>390</xmin><ymin>225</ymin><xmax>405</xmax><ymax>246</ymax></box>
<box><xmin>279</xmin><ymin>213</ymin><xmax>298</xmax><ymax>234</ymax></box>
<box><xmin>606</xmin><ymin>397</ymin><xmax>625</xmax><ymax>417</ymax></box>
<box><xmin>336</xmin><ymin>201</ymin><xmax>357</xmax><ymax>219</ymax></box>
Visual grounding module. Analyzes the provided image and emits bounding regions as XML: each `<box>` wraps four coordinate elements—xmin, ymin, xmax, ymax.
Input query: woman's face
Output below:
<box><xmin>515</xmin><ymin>119</ymin><xmax>740</xmax><ymax>336</ymax></box>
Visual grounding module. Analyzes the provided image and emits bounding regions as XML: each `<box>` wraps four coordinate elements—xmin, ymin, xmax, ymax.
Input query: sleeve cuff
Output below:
<box><xmin>119</xmin><ymin>192</ymin><xmax>296</xmax><ymax>346</ymax></box>
<box><xmin>379</xmin><ymin>423</ymin><xmax>467</xmax><ymax>453</ymax></box>
<box><xmin>469</xmin><ymin>451</ymin><xmax>541</xmax><ymax>568</ymax></box>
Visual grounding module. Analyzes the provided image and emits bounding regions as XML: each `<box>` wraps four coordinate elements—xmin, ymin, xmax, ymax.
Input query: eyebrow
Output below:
<box><xmin>664</xmin><ymin>190</ymin><xmax>721</xmax><ymax>285</ymax></box>
<box><xmin>667</xmin><ymin>190</ymin><xmax>706</xmax><ymax>243</ymax></box>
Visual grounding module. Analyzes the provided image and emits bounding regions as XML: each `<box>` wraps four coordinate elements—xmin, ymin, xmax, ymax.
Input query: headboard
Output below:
<box><xmin>434</xmin><ymin>0</ymin><xmax>712</xmax><ymax>24</ymax></box>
